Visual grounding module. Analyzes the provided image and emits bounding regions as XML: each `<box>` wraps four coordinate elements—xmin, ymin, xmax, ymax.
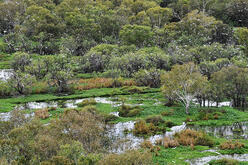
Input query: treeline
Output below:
<box><xmin>0</xmin><ymin>0</ymin><xmax>247</xmax><ymax>55</ymax></box>
<box><xmin>0</xmin><ymin>0</ymin><xmax>248</xmax><ymax>106</ymax></box>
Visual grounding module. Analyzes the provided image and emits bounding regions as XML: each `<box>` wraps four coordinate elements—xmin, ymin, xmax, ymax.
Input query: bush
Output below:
<box><xmin>174</xmin><ymin>129</ymin><xmax>214</xmax><ymax>147</ymax></box>
<box><xmin>103</xmin><ymin>114</ymin><xmax>118</xmax><ymax>123</ymax></box>
<box><xmin>156</xmin><ymin>137</ymin><xmax>179</xmax><ymax>148</ymax></box>
<box><xmin>118</xmin><ymin>104</ymin><xmax>143</xmax><ymax>117</ymax></box>
<box><xmin>145</xmin><ymin>116</ymin><xmax>164</xmax><ymax>126</ymax></box>
<box><xmin>35</xmin><ymin>109</ymin><xmax>50</xmax><ymax>119</ymax></box>
<box><xmin>161</xmin><ymin>109</ymin><xmax>174</xmax><ymax>116</ymax></box>
<box><xmin>219</xmin><ymin>141</ymin><xmax>245</xmax><ymax>150</ymax></box>
<box><xmin>108</xmin><ymin>47</ymin><xmax>170</xmax><ymax>77</ymax></box>
<box><xmin>0</xmin><ymin>81</ymin><xmax>12</xmax><ymax>97</ymax></box>
<box><xmin>133</xmin><ymin>68</ymin><xmax>162</xmax><ymax>88</ymax></box>
<box><xmin>121</xmin><ymin>86</ymin><xmax>146</xmax><ymax>94</ymax></box>
<box><xmin>77</xmin><ymin>99</ymin><xmax>97</xmax><ymax>107</ymax></box>
<box><xmin>32</xmin><ymin>81</ymin><xmax>49</xmax><ymax>94</ymax></box>
<box><xmin>133</xmin><ymin>120</ymin><xmax>166</xmax><ymax>136</ymax></box>
<box><xmin>209</xmin><ymin>158</ymin><xmax>239</xmax><ymax>165</ymax></box>
<box><xmin>165</xmin><ymin>120</ymin><xmax>176</xmax><ymax>128</ymax></box>
<box><xmin>197</xmin><ymin>108</ymin><xmax>225</xmax><ymax>121</ymax></box>
<box><xmin>140</xmin><ymin>140</ymin><xmax>160</xmax><ymax>153</ymax></box>
<box><xmin>99</xmin><ymin>150</ymin><xmax>152</xmax><ymax>165</ymax></box>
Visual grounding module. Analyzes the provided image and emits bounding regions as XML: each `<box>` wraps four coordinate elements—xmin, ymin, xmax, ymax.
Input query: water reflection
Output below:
<box><xmin>187</xmin><ymin>122</ymin><xmax>248</xmax><ymax>139</ymax></box>
<box><xmin>0</xmin><ymin>69</ymin><xmax>13</xmax><ymax>81</ymax></box>
<box><xmin>186</xmin><ymin>154</ymin><xmax>248</xmax><ymax>165</ymax></box>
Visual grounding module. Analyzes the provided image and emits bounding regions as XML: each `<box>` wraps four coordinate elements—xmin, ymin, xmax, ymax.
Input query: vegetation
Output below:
<box><xmin>1</xmin><ymin>0</ymin><xmax>248</xmax><ymax>164</ymax></box>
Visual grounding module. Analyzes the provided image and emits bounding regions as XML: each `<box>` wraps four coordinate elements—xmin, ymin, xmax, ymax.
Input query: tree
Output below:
<box><xmin>146</xmin><ymin>6</ymin><xmax>172</xmax><ymax>28</ymax></box>
<box><xmin>225</xmin><ymin>0</ymin><xmax>248</xmax><ymax>27</ymax></box>
<box><xmin>211</xmin><ymin>66</ymin><xmax>248</xmax><ymax>108</ymax></box>
<box><xmin>8</xmin><ymin>71</ymin><xmax>36</xmax><ymax>95</ymax></box>
<box><xmin>235</xmin><ymin>27</ymin><xmax>248</xmax><ymax>56</ymax></box>
<box><xmin>46</xmin><ymin>55</ymin><xmax>73</xmax><ymax>93</ymax></box>
<box><xmin>119</xmin><ymin>24</ymin><xmax>154</xmax><ymax>47</ymax></box>
<box><xmin>11</xmin><ymin>52</ymin><xmax>31</xmax><ymax>72</ymax></box>
<box><xmin>161</xmin><ymin>63</ymin><xmax>208</xmax><ymax>114</ymax></box>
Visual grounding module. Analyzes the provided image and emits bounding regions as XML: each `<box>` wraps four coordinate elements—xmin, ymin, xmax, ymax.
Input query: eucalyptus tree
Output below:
<box><xmin>162</xmin><ymin>63</ymin><xmax>208</xmax><ymax>114</ymax></box>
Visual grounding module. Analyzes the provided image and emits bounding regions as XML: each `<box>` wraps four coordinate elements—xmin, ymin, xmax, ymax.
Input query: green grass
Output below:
<box><xmin>0</xmin><ymin>87</ymin><xmax>158</xmax><ymax>112</ymax></box>
<box><xmin>153</xmin><ymin>145</ymin><xmax>216</xmax><ymax>165</ymax></box>
<box><xmin>0</xmin><ymin>53</ymin><xmax>13</xmax><ymax>69</ymax></box>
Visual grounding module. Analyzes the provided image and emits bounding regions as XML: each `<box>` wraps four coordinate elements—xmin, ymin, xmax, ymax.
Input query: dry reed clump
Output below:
<box><xmin>133</xmin><ymin>120</ymin><xmax>157</xmax><ymax>136</ymax></box>
<box><xmin>74</xmin><ymin>78</ymin><xmax>135</xmax><ymax>90</ymax></box>
<box><xmin>156</xmin><ymin>137</ymin><xmax>179</xmax><ymax>148</ymax></box>
<box><xmin>219</xmin><ymin>141</ymin><xmax>245</xmax><ymax>150</ymax></box>
<box><xmin>140</xmin><ymin>140</ymin><xmax>161</xmax><ymax>154</ymax></box>
<box><xmin>174</xmin><ymin>129</ymin><xmax>214</xmax><ymax>147</ymax></box>
<box><xmin>35</xmin><ymin>109</ymin><xmax>50</xmax><ymax>119</ymax></box>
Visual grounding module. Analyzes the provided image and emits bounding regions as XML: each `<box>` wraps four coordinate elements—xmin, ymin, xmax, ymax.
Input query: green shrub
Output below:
<box><xmin>133</xmin><ymin>120</ymin><xmax>166</xmax><ymax>136</ymax></box>
<box><xmin>0</xmin><ymin>81</ymin><xmax>12</xmax><ymax>97</ymax></box>
<box><xmin>165</xmin><ymin>120</ymin><xmax>176</xmax><ymax>128</ymax></box>
<box><xmin>77</xmin><ymin>99</ymin><xmax>97</xmax><ymax>107</ymax></box>
<box><xmin>121</xmin><ymin>86</ymin><xmax>147</xmax><ymax>94</ymax></box>
<box><xmin>145</xmin><ymin>116</ymin><xmax>164</xmax><ymax>126</ymax></box>
<box><xmin>133</xmin><ymin>68</ymin><xmax>162</xmax><ymax>88</ymax></box>
<box><xmin>118</xmin><ymin>104</ymin><xmax>143</xmax><ymax>117</ymax></box>
<box><xmin>103</xmin><ymin>114</ymin><xmax>118</xmax><ymax>123</ymax></box>
<box><xmin>161</xmin><ymin>109</ymin><xmax>174</xmax><ymax>116</ymax></box>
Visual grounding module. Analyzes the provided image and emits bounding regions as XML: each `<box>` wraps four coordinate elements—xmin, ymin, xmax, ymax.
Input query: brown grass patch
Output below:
<box><xmin>220</xmin><ymin>141</ymin><xmax>245</xmax><ymax>150</ymax></box>
<box><xmin>174</xmin><ymin>129</ymin><xmax>214</xmax><ymax>147</ymax></box>
<box><xmin>35</xmin><ymin>109</ymin><xmax>50</xmax><ymax>119</ymax></box>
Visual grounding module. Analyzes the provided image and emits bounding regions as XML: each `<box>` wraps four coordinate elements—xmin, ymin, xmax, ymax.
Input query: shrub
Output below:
<box><xmin>75</xmin><ymin>78</ymin><xmax>113</xmax><ymax>90</ymax></box>
<box><xmin>133</xmin><ymin>120</ymin><xmax>154</xmax><ymax>135</ymax></box>
<box><xmin>219</xmin><ymin>141</ymin><xmax>245</xmax><ymax>150</ymax></box>
<box><xmin>174</xmin><ymin>129</ymin><xmax>214</xmax><ymax>147</ymax></box>
<box><xmin>103</xmin><ymin>114</ymin><xmax>118</xmax><ymax>123</ymax></box>
<box><xmin>32</xmin><ymin>81</ymin><xmax>49</xmax><ymax>94</ymax></box>
<box><xmin>197</xmin><ymin>108</ymin><xmax>224</xmax><ymax>121</ymax></box>
<box><xmin>111</xmin><ymin>78</ymin><xmax>136</xmax><ymax>88</ymax></box>
<box><xmin>133</xmin><ymin>120</ymin><xmax>166</xmax><ymax>136</ymax></box>
<box><xmin>133</xmin><ymin>68</ymin><xmax>162</xmax><ymax>88</ymax></box>
<box><xmin>80</xmin><ymin>106</ymin><xmax>98</xmax><ymax>115</ymax></box>
<box><xmin>156</xmin><ymin>137</ymin><xmax>179</xmax><ymax>148</ymax></box>
<box><xmin>99</xmin><ymin>150</ymin><xmax>152</xmax><ymax>165</ymax></box>
<box><xmin>209</xmin><ymin>158</ymin><xmax>239</xmax><ymax>165</ymax></box>
<box><xmin>121</xmin><ymin>86</ymin><xmax>147</xmax><ymax>94</ymax></box>
<box><xmin>145</xmin><ymin>116</ymin><xmax>164</xmax><ymax>126</ymax></box>
<box><xmin>0</xmin><ymin>81</ymin><xmax>12</xmax><ymax>97</ymax></box>
<box><xmin>77</xmin><ymin>99</ymin><xmax>97</xmax><ymax>107</ymax></box>
<box><xmin>161</xmin><ymin>110</ymin><xmax>174</xmax><ymax>116</ymax></box>
<box><xmin>35</xmin><ymin>109</ymin><xmax>50</xmax><ymax>119</ymax></box>
<box><xmin>140</xmin><ymin>140</ymin><xmax>160</xmax><ymax>153</ymax></box>
<box><xmin>165</xmin><ymin>120</ymin><xmax>176</xmax><ymax>128</ymax></box>
<box><xmin>118</xmin><ymin>104</ymin><xmax>143</xmax><ymax>117</ymax></box>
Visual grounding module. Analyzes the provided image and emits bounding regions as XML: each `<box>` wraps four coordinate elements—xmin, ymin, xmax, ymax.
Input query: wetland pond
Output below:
<box><xmin>1</xmin><ymin>96</ymin><xmax>248</xmax><ymax>164</ymax></box>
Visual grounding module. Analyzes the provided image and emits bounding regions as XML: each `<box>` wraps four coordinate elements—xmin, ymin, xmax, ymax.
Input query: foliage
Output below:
<box><xmin>209</xmin><ymin>158</ymin><xmax>239</xmax><ymax>165</ymax></box>
<box><xmin>118</xmin><ymin>104</ymin><xmax>143</xmax><ymax>117</ymax></box>
<box><xmin>162</xmin><ymin>63</ymin><xmax>208</xmax><ymax>114</ymax></box>
<box><xmin>99</xmin><ymin>150</ymin><xmax>152</xmax><ymax>165</ymax></box>
<box><xmin>174</xmin><ymin>129</ymin><xmax>214</xmax><ymax>147</ymax></box>
<box><xmin>134</xmin><ymin>68</ymin><xmax>162</xmax><ymax>88</ymax></box>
